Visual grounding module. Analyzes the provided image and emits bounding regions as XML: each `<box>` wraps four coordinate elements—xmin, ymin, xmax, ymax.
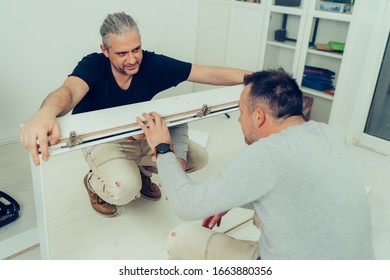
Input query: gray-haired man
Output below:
<box><xmin>20</xmin><ymin>12</ymin><xmax>251</xmax><ymax>217</ymax></box>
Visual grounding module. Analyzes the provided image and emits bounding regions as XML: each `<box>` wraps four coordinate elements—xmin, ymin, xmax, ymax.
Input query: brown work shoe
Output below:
<box><xmin>140</xmin><ymin>173</ymin><xmax>161</xmax><ymax>201</ymax></box>
<box><xmin>84</xmin><ymin>172</ymin><xmax>117</xmax><ymax>217</ymax></box>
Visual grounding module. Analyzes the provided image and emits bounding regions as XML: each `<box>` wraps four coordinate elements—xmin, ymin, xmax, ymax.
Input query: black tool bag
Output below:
<box><xmin>0</xmin><ymin>191</ymin><xmax>20</xmax><ymax>228</ymax></box>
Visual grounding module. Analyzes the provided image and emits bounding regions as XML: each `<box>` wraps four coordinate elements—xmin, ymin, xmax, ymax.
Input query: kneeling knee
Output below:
<box><xmin>166</xmin><ymin>223</ymin><xmax>199</xmax><ymax>259</ymax></box>
<box><xmin>104</xmin><ymin>175</ymin><xmax>141</xmax><ymax>205</ymax></box>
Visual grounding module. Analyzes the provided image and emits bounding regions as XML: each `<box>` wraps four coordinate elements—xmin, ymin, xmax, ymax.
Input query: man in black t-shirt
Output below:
<box><xmin>20</xmin><ymin>12</ymin><xmax>251</xmax><ymax>217</ymax></box>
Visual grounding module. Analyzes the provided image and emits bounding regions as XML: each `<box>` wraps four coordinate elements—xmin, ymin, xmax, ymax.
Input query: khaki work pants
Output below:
<box><xmin>166</xmin><ymin>214</ymin><xmax>263</xmax><ymax>260</ymax></box>
<box><xmin>82</xmin><ymin>139</ymin><xmax>208</xmax><ymax>205</ymax></box>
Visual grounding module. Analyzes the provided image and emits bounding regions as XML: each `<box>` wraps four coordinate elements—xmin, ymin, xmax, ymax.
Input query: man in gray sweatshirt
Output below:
<box><xmin>136</xmin><ymin>69</ymin><xmax>374</xmax><ymax>260</ymax></box>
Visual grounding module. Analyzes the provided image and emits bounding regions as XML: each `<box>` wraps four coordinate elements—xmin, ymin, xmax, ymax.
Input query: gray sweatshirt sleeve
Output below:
<box><xmin>169</xmin><ymin>123</ymin><xmax>188</xmax><ymax>161</ymax></box>
<box><xmin>156</xmin><ymin>148</ymin><xmax>274</xmax><ymax>221</ymax></box>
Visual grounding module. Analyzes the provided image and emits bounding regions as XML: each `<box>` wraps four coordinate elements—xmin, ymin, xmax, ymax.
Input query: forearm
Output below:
<box><xmin>156</xmin><ymin>144</ymin><xmax>274</xmax><ymax>221</ymax></box>
<box><xmin>169</xmin><ymin>123</ymin><xmax>189</xmax><ymax>161</ymax></box>
<box><xmin>138</xmin><ymin>112</ymin><xmax>259</xmax><ymax>220</ymax></box>
<box><xmin>157</xmin><ymin>153</ymin><xmax>237</xmax><ymax>221</ymax></box>
<box><xmin>189</xmin><ymin>64</ymin><xmax>252</xmax><ymax>86</ymax></box>
<box><xmin>157</xmin><ymin>152</ymin><xmax>204</xmax><ymax>220</ymax></box>
<box><xmin>40</xmin><ymin>86</ymin><xmax>75</xmax><ymax>118</ymax></box>
<box><xmin>40</xmin><ymin>76</ymin><xmax>88</xmax><ymax>118</ymax></box>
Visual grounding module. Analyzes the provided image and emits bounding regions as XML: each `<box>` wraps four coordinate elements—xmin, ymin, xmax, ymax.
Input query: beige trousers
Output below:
<box><xmin>166</xmin><ymin>214</ymin><xmax>263</xmax><ymax>260</ymax></box>
<box><xmin>82</xmin><ymin>139</ymin><xmax>208</xmax><ymax>205</ymax></box>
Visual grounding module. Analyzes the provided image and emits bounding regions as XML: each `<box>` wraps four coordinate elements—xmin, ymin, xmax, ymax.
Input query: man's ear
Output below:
<box><xmin>100</xmin><ymin>44</ymin><xmax>109</xmax><ymax>58</ymax></box>
<box><xmin>254</xmin><ymin>107</ymin><xmax>266</xmax><ymax>128</ymax></box>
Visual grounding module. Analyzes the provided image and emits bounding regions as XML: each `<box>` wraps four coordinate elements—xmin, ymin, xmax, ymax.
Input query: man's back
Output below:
<box><xmin>249</xmin><ymin>121</ymin><xmax>374</xmax><ymax>259</ymax></box>
<box><xmin>152</xmin><ymin>69</ymin><xmax>374</xmax><ymax>260</ymax></box>
<box><xmin>159</xmin><ymin>120</ymin><xmax>375</xmax><ymax>259</ymax></box>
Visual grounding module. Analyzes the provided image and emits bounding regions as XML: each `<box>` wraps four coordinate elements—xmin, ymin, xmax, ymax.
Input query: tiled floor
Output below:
<box><xmin>1</xmin><ymin>111</ymin><xmax>389</xmax><ymax>259</ymax></box>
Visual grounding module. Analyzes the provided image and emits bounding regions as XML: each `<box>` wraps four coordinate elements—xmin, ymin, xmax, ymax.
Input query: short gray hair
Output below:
<box><xmin>100</xmin><ymin>12</ymin><xmax>140</xmax><ymax>49</ymax></box>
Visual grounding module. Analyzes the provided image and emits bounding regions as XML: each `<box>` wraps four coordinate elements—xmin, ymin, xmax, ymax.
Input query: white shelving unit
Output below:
<box><xmin>260</xmin><ymin>0</ymin><xmax>357</xmax><ymax>123</ymax></box>
<box><xmin>196</xmin><ymin>0</ymin><xmax>359</xmax><ymax>123</ymax></box>
<box><xmin>260</xmin><ymin>6</ymin><xmax>307</xmax><ymax>75</ymax></box>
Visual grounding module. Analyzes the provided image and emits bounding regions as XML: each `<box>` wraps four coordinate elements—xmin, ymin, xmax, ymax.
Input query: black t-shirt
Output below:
<box><xmin>71</xmin><ymin>51</ymin><xmax>192</xmax><ymax>114</ymax></box>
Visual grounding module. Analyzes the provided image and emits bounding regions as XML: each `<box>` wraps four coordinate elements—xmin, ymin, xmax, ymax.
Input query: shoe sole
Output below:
<box><xmin>84</xmin><ymin>173</ymin><xmax>117</xmax><ymax>218</ymax></box>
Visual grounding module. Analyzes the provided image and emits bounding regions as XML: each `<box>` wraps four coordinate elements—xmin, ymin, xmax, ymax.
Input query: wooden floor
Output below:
<box><xmin>1</xmin><ymin>111</ymin><xmax>389</xmax><ymax>259</ymax></box>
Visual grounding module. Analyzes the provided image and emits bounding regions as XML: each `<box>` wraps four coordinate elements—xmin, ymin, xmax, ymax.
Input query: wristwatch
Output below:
<box><xmin>154</xmin><ymin>143</ymin><xmax>174</xmax><ymax>157</ymax></box>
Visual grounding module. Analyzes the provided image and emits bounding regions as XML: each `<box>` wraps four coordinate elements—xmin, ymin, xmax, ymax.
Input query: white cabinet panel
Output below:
<box><xmin>195</xmin><ymin>0</ymin><xmax>231</xmax><ymax>92</ymax></box>
<box><xmin>225</xmin><ymin>2</ymin><xmax>265</xmax><ymax>71</ymax></box>
<box><xmin>196</xmin><ymin>0</ymin><xmax>230</xmax><ymax>66</ymax></box>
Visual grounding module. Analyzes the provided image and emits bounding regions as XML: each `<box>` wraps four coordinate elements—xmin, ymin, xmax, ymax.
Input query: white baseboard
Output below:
<box><xmin>0</xmin><ymin>227</ymin><xmax>39</xmax><ymax>259</ymax></box>
<box><xmin>0</xmin><ymin>137</ymin><xmax>18</xmax><ymax>146</ymax></box>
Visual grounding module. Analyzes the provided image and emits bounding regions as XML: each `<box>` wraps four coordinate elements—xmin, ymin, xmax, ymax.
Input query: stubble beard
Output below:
<box><xmin>115</xmin><ymin>62</ymin><xmax>139</xmax><ymax>76</ymax></box>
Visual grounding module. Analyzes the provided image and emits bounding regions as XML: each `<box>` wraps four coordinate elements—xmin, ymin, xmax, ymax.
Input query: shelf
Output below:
<box><xmin>202</xmin><ymin>0</ymin><xmax>230</xmax><ymax>4</ymax></box>
<box><xmin>234</xmin><ymin>0</ymin><xmax>260</xmax><ymax>2</ymax></box>
<box><xmin>269</xmin><ymin>5</ymin><xmax>304</xmax><ymax>16</ymax></box>
<box><xmin>232</xmin><ymin>1</ymin><xmax>263</xmax><ymax>9</ymax></box>
<box><xmin>312</xmin><ymin>10</ymin><xmax>352</xmax><ymax>22</ymax></box>
<box><xmin>266</xmin><ymin>40</ymin><xmax>297</xmax><ymax>50</ymax></box>
<box><xmin>234</xmin><ymin>0</ymin><xmax>262</xmax><ymax>5</ymax></box>
<box><xmin>301</xmin><ymin>87</ymin><xmax>334</xmax><ymax>101</ymax></box>
<box><xmin>307</xmin><ymin>48</ymin><xmax>343</xmax><ymax>59</ymax></box>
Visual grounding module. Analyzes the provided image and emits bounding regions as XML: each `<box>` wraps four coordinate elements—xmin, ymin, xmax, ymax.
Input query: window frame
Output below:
<box><xmin>342</xmin><ymin>1</ymin><xmax>390</xmax><ymax>156</ymax></box>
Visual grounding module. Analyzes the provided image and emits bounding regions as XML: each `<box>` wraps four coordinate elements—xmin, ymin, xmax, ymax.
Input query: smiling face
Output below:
<box><xmin>101</xmin><ymin>29</ymin><xmax>143</xmax><ymax>77</ymax></box>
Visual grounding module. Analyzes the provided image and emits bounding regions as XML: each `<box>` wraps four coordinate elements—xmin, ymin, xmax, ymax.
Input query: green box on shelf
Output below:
<box><xmin>328</xmin><ymin>41</ymin><xmax>345</xmax><ymax>51</ymax></box>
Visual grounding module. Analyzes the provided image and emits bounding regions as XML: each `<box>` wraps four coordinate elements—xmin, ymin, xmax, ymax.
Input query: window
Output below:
<box><xmin>364</xmin><ymin>33</ymin><xmax>390</xmax><ymax>141</ymax></box>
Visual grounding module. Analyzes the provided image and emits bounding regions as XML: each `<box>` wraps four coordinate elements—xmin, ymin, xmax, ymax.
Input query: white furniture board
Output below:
<box><xmin>31</xmin><ymin>86</ymin><xmax>253</xmax><ymax>259</ymax></box>
<box><xmin>51</xmin><ymin>85</ymin><xmax>243</xmax><ymax>155</ymax></box>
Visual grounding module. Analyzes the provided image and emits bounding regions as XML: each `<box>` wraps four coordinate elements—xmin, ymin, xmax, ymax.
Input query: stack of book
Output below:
<box><xmin>319</xmin><ymin>0</ymin><xmax>354</xmax><ymax>14</ymax></box>
<box><xmin>302</xmin><ymin>65</ymin><xmax>335</xmax><ymax>93</ymax></box>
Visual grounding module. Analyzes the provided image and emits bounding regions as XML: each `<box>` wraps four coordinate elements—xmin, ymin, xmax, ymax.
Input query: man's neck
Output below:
<box><xmin>282</xmin><ymin>115</ymin><xmax>306</xmax><ymax>127</ymax></box>
<box><xmin>113</xmin><ymin>71</ymin><xmax>133</xmax><ymax>90</ymax></box>
<box><xmin>268</xmin><ymin>115</ymin><xmax>306</xmax><ymax>135</ymax></box>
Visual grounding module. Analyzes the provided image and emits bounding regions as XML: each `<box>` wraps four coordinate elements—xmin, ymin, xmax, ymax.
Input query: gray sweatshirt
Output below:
<box><xmin>157</xmin><ymin>121</ymin><xmax>375</xmax><ymax>260</ymax></box>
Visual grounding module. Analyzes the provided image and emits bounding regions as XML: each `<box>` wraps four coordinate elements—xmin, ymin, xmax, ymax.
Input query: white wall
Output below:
<box><xmin>0</xmin><ymin>0</ymin><xmax>199</xmax><ymax>144</ymax></box>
